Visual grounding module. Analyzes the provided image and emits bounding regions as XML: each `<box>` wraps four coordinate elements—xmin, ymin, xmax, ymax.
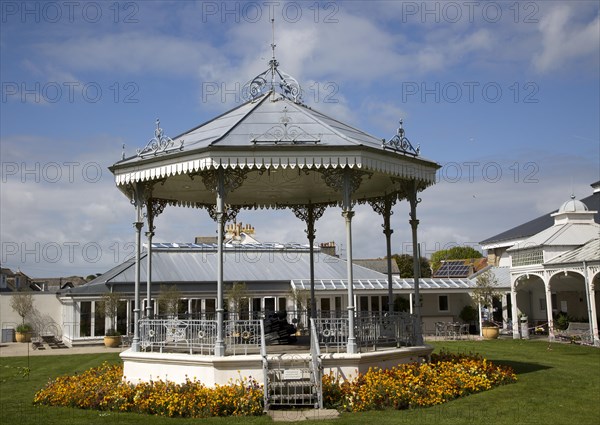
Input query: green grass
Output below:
<box><xmin>1</xmin><ymin>340</ymin><xmax>599</xmax><ymax>424</ymax></box>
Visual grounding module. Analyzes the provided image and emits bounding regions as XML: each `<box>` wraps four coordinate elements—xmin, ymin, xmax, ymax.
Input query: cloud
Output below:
<box><xmin>533</xmin><ymin>4</ymin><xmax>600</xmax><ymax>73</ymax></box>
<box><xmin>34</xmin><ymin>32</ymin><xmax>223</xmax><ymax>78</ymax></box>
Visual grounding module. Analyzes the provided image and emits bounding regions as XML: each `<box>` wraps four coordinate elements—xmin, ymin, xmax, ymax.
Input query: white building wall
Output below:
<box><xmin>0</xmin><ymin>293</ymin><xmax>63</xmax><ymax>337</ymax></box>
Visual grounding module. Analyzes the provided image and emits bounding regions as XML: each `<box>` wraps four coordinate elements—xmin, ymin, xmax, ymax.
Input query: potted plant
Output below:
<box><xmin>15</xmin><ymin>323</ymin><xmax>33</xmax><ymax>343</ymax></box>
<box><xmin>10</xmin><ymin>290</ymin><xmax>34</xmax><ymax>342</ymax></box>
<box><xmin>102</xmin><ymin>292</ymin><xmax>122</xmax><ymax>347</ymax></box>
<box><xmin>471</xmin><ymin>270</ymin><xmax>502</xmax><ymax>340</ymax></box>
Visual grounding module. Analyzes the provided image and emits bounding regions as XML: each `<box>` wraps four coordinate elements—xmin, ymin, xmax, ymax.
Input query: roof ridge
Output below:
<box><xmin>173</xmin><ymin>92</ymin><xmax>270</xmax><ymax>142</ymax></box>
<box><xmin>291</xmin><ymin>101</ymin><xmax>383</xmax><ymax>147</ymax></box>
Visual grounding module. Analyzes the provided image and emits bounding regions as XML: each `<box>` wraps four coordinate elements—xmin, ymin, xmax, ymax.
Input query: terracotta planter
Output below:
<box><xmin>104</xmin><ymin>335</ymin><xmax>122</xmax><ymax>348</ymax></box>
<box><xmin>15</xmin><ymin>332</ymin><xmax>32</xmax><ymax>343</ymax></box>
<box><xmin>482</xmin><ymin>326</ymin><xmax>500</xmax><ymax>340</ymax></box>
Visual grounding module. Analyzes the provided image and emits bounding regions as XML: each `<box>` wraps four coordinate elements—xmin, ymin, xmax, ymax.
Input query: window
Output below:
<box><xmin>539</xmin><ymin>298</ymin><xmax>546</xmax><ymax>311</ymax></box>
<box><xmin>438</xmin><ymin>295</ymin><xmax>449</xmax><ymax>312</ymax></box>
<box><xmin>252</xmin><ymin>298</ymin><xmax>261</xmax><ymax>314</ymax></box>
<box><xmin>359</xmin><ymin>296</ymin><xmax>369</xmax><ymax>312</ymax></box>
<box><xmin>94</xmin><ymin>301</ymin><xmax>105</xmax><ymax>336</ymax></box>
<box><xmin>335</xmin><ymin>296</ymin><xmax>342</xmax><ymax>315</ymax></box>
<box><xmin>205</xmin><ymin>299</ymin><xmax>216</xmax><ymax>319</ymax></box>
<box><xmin>512</xmin><ymin>249</ymin><xmax>543</xmax><ymax>267</ymax></box>
<box><xmin>177</xmin><ymin>299</ymin><xmax>188</xmax><ymax>317</ymax></box>
<box><xmin>371</xmin><ymin>296</ymin><xmax>380</xmax><ymax>313</ymax></box>
<box><xmin>264</xmin><ymin>297</ymin><xmax>276</xmax><ymax>313</ymax></box>
<box><xmin>117</xmin><ymin>301</ymin><xmax>128</xmax><ymax>335</ymax></box>
<box><xmin>80</xmin><ymin>301</ymin><xmax>91</xmax><ymax>337</ymax></box>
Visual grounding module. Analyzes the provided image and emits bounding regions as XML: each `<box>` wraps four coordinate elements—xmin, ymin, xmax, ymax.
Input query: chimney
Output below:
<box><xmin>319</xmin><ymin>241</ymin><xmax>337</xmax><ymax>257</ymax></box>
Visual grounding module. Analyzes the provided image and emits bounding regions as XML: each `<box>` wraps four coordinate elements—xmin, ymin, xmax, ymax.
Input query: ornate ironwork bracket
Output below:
<box><xmin>320</xmin><ymin>168</ymin><xmax>372</xmax><ymax>194</ymax></box>
<box><xmin>399</xmin><ymin>180</ymin><xmax>422</xmax><ymax>228</ymax></box>
<box><xmin>382</xmin><ymin>120</ymin><xmax>420</xmax><ymax>156</ymax></box>
<box><xmin>368</xmin><ymin>194</ymin><xmax>397</xmax><ymax>237</ymax></box>
<box><xmin>137</xmin><ymin>119</ymin><xmax>184</xmax><ymax>158</ymax></box>
<box><xmin>124</xmin><ymin>182</ymin><xmax>148</xmax><ymax>209</ymax></box>
<box><xmin>201</xmin><ymin>168</ymin><xmax>248</xmax><ymax>194</ymax></box>
<box><xmin>207</xmin><ymin>204</ymin><xmax>241</xmax><ymax>224</ymax></box>
<box><xmin>291</xmin><ymin>203</ymin><xmax>327</xmax><ymax>241</ymax></box>
<box><xmin>145</xmin><ymin>198</ymin><xmax>168</xmax><ymax>234</ymax></box>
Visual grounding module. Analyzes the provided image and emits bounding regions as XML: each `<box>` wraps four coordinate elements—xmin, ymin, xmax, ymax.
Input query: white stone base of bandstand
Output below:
<box><xmin>120</xmin><ymin>345</ymin><xmax>434</xmax><ymax>386</ymax></box>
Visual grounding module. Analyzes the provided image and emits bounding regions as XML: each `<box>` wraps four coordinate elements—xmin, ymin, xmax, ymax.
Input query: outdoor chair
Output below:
<box><xmin>435</xmin><ymin>322</ymin><xmax>446</xmax><ymax>338</ymax></box>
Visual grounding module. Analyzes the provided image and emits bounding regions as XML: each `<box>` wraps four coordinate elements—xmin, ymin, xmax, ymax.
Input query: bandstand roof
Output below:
<box><xmin>109</xmin><ymin>87</ymin><xmax>440</xmax><ymax>207</ymax></box>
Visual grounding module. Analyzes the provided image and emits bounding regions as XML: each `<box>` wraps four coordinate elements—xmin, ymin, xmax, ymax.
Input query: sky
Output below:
<box><xmin>1</xmin><ymin>1</ymin><xmax>599</xmax><ymax>278</ymax></box>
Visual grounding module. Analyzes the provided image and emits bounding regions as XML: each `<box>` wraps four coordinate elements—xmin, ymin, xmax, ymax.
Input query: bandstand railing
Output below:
<box><xmin>311</xmin><ymin>311</ymin><xmax>418</xmax><ymax>353</ymax></box>
<box><xmin>138</xmin><ymin>311</ymin><xmax>419</xmax><ymax>356</ymax></box>
<box><xmin>139</xmin><ymin>318</ymin><xmax>262</xmax><ymax>355</ymax></box>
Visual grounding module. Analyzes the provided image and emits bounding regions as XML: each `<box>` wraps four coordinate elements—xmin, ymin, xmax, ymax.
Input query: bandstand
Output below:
<box><xmin>110</xmin><ymin>52</ymin><xmax>441</xmax><ymax>408</ymax></box>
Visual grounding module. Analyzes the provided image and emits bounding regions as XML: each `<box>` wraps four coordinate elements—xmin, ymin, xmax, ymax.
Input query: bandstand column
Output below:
<box><xmin>202</xmin><ymin>168</ymin><xmax>245</xmax><ymax>357</ymax></box>
<box><xmin>215</xmin><ymin>169</ymin><xmax>226</xmax><ymax>357</ymax></box>
<box><xmin>343</xmin><ymin>170</ymin><xmax>357</xmax><ymax>354</ymax></box>
<box><xmin>144</xmin><ymin>198</ymin><xmax>166</xmax><ymax>319</ymax></box>
<box><xmin>292</xmin><ymin>203</ymin><xmax>327</xmax><ymax>320</ymax></box>
<box><xmin>131</xmin><ymin>182</ymin><xmax>145</xmax><ymax>352</ymax></box>
<box><xmin>145</xmin><ymin>230</ymin><xmax>154</xmax><ymax>318</ymax></box>
<box><xmin>368</xmin><ymin>195</ymin><xmax>396</xmax><ymax>314</ymax></box>
<box><xmin>407</xmin><ymin>180</ymin><xmax>423</xmax><ymax>346</ymax></box>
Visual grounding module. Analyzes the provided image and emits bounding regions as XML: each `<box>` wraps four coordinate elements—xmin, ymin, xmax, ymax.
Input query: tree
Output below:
<box><xmin>10</xmin><ymin>289</ymin><xmax>34</xmax><ymax>325</ymax></box>
<box><xmin>391</xmin><ymin>254</ymin><xmax>432</xmax><ymax>278</ymax></box>
<box><xmin>225</xmin><ymin>282</ymin><xmax>249</xmax><ymax>317</ymax></box>
<box><xmin>288</xmin><ymin>288</ymin><xmax>310</xmax><ymax>311</ymax></box>
<box><xmin>471</xmin><ymin>270</ymin><xmax>502</xmax><ymax>326</ymax></box>
<box><xmin>157</xmin><ymin>285</ymin><xmax>182</xmax><ymax>317</ymax></box>
<box><xmin>102</xmin><ymin>292</ymin><xmax>121</xmax><ymax>335</ymax></box>
<box><xmin>430</xmin><ymin>246</ymin><xmax>482</xmax><ymax>273</ymax></box>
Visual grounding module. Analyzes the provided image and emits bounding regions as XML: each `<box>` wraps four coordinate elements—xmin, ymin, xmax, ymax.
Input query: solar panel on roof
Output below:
<box><xmin>434</xmin><ymin>260</ymin><xmax>470</xmax><ymax>277</ymax></box>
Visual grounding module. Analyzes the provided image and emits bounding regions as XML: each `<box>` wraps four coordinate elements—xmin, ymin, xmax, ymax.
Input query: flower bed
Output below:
<box><xmin>323</xmin><ymin>351</ymin><xmax>517</xmax><ymax>412</ymax></box>
<box><xmin>33</xmin><ymin>352</ymin><xmax>516</xmax><ymax>417</ymax></box>
<box><xmin>33</xmin><ymin>363</ymin><xmax>263</xmax><ymax>418</ymax></box>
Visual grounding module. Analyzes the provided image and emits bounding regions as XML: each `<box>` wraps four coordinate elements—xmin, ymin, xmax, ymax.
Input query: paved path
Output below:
<box><xmin>0</xmin><ymin>342</ymin><xmax>126</xmax><ymax>357</ymax></box>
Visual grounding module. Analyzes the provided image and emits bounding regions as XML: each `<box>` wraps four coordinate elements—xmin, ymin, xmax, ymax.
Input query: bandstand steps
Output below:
<box><xmin>265</xmin><ymin>358</ymin><xmax>320</xmax><ymax>409</ymax></box>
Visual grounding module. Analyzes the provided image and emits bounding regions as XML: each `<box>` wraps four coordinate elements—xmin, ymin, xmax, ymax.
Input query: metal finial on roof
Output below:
<box><xmin>136</xmin><ymin>119</ymin><xmax>184</xmax><ymax>158</ymax></box>
<box><xmin>244</xmin><ymin>19</ymin><xmax>303</xmax><ymax>104</ymax></box>
<box><xmin>382</xmin><ymin>120</ymin><xmax>420</xmax><ymax>156</ymax></box>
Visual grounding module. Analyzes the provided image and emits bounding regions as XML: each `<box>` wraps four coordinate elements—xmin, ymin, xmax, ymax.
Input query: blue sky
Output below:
<box><xmin>1</xmin><ymin>1</ymin><xmax>599</xmax><ymax>278</ymax></box>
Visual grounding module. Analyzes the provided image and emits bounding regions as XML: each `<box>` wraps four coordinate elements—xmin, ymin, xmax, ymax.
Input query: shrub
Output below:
<box><xmin>104</xmin><ymin>329</ymin><xmax>121</xmax><ymax>337</ymax></box>
<box><xmin>554</xmin><ymin>312</ymin><xmax>570</xmax><ymax>331</ymax></box>
<box><xmin>16</xmin><ymin>323</ymin><xmax>33</xmax><ymax>333</ymax></box>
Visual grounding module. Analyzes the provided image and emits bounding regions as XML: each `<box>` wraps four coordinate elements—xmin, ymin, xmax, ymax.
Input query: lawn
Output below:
<box><xmin>0</xmin><ymin>340</ymin><xmax>598</xmax><ymax>424</ymax></box>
